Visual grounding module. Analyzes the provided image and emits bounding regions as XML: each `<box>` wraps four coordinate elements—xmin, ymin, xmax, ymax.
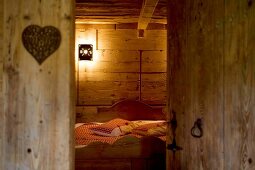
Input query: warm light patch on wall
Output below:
<box><xmin>75</xmin><ymin>29</ymin><xmax>99</xmax><ymax>70</ymax></box>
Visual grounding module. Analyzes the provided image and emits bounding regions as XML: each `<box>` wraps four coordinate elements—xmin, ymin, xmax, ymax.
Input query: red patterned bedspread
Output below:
<box><xmin>75</xmin><ymin>123</ymin><xmax>166</xmax><ymax>145</ymax></box>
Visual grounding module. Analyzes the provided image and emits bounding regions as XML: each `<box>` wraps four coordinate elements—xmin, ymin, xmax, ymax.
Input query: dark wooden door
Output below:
<box><xmin>166</xmin><ymin>0</ymin><xmax>255</xmax><ymax>169</ymax></box>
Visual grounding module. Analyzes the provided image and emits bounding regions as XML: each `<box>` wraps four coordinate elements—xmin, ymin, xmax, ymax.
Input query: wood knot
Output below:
<box><xmin>248</xmin><ymin>158</ymin><xmax>252</xmax><ymax>164</ymax></box>
<box><xmin>64</xmin><ymin>14</ymin><xmax>71</xmax><ymax>20</ymax></box>
<box><xmin>23</xmin><ymin>15</ymin><xmax>30</xmax><ymax>20</ymax></box>
<box><xmin>27</xmin><ymin>148</ymin><xmax>32</xmax><ymax>153</ymax></box>
<box><xmin>248</xmin><ymin>0</ymin><xmax>253</xmax><ymax>7</ymax></box>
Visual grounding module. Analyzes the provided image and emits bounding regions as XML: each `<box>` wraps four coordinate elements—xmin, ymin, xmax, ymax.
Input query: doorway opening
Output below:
<box><xmin>73</xmin><ymin>0</ymin><xmax>168</xmax><ymax>170</ymax></box>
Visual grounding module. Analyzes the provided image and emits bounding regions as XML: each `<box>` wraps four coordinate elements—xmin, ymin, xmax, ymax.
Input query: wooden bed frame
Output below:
<box><xmin>75</xmin><ymin>99</ymin><xmax>166</xmax><ymax>170</ymax></box>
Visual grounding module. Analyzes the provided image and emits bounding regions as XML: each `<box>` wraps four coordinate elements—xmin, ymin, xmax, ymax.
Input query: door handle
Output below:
<box><xmin>191</xmin><ymin>118</ymin><xmax>203</xmax><ymax>138</ymax></box>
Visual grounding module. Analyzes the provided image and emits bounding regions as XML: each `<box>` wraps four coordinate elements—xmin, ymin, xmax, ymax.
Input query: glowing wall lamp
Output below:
<box><xmin>78</xmin><ymin>44</ymin><xmax>93</xmax><ymax>60</ymax></box>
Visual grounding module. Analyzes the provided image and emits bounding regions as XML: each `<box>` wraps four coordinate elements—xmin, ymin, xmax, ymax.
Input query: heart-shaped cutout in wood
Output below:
<box><xmin>22</xmin><ymin>25</ymin><xmax>61</xmax><ymax>65</ymax></box>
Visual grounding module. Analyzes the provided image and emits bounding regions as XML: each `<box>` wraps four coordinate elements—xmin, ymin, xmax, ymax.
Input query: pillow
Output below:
<box><xmin>90</xmin><ymin>118</ymin><xmax>130</xmax><ymax>137</ymax></box>
<box><xmin>120</xmin><ymin>120</ymin><xmax>165</xmax><ymax>134</ymax></box>
<box><xmin>132</xmin><ymin>122</ymin><xmax>167</xmax><ymax>136</ymax></box>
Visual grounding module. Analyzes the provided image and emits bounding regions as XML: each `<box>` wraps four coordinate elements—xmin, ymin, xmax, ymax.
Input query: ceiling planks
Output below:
<box><xmin>138</xmin><ymin>0</ymin><xmax>160</xmax><ymax>30</ymax></box>
<box><xmin>75</xmin><ymin>0</ymin><xmax>167</xmax><ymax>25</ymax></box>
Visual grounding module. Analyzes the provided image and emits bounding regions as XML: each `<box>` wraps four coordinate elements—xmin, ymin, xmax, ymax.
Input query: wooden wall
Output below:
<box><xmin>0</xmin><ymin>1</ymin><xmax>3</xmax><ymax>170</ymax></box>
<box><xmin>1</xmin><ymin>0</ymin><xmax>75</xmax><ymax>169</ymax></box>
<box><xmin>167</xmin><ymin>0</ymin><xmax>255</xmax><ymax>170</ymax></box>
<box><xmin>75</xmin><ymin>24</ymin><xmax>167</xmax><ymax>122</ymax></box>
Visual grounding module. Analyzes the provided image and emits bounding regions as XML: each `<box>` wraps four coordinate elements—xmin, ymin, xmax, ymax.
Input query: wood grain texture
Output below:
<box><xmin>0</xmin><ymin>1</ymin><xmax>3</xmax><ymax>170</ymax></box>
<box><xmin>76</xmin><ymin>26</ymin><xmax>167</xmax><ymax>117</ymax></box>
<box><xmin>224</xmin><ymin>0</ymin><xmax>255</xmax><ymax>169</ymax></box>
<box><xmin>167</xmin><ymin>0</ymin><xmax>224</xmax><ymax>169</ymax></box>
<box><xmin>167</xmin><ymin>0</ymin><xmax>255</xmax><ymax>170</ymax></box>
<box><xmin>78</xmin><ymin>88</ymin><xmax>140</xmax><ymax>105</ymax></box>
<box><xmin>2</xmin><ymin>0</ymin><xmax>75</xmax><ymax>170</ymax></box>
<box><xmin>75</xmin><ymin>0</ymin><xmax>167</xmax><ymax>24</ymax></box>
<box><xmin>167</xmin><ymin>0</ymin><xmax>189</xmax><ymax>169</ymax></box>
<box><xmin>76</xmin><ymin>23</ymin><xmax>166</xmax><ymax>30</ymax></box>
<box><xmin>98</xmin><ymin>29</ymin><xmax>166</xmax><ymax>50</ymax></box>
<box><xmin>138</xmin><ymin>0</ymin><xmax>159</xmax><ymax>30</ymax></box>
<box><xmin>78</xmin><ymin>72</ymin><xmax>139</xmax><ymax>81</ymax></box>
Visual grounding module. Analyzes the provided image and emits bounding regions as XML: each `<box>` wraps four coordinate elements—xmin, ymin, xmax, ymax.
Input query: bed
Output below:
<box><xmin>75</xmin><ymin>100</ymin><xmax>166</xmax><ymax>170</ymax></box>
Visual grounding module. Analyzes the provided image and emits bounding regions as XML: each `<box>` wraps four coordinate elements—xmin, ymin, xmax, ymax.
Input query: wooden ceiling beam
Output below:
<box><xmin>138</xmin><ymin>0</ymin><xmax>159</xmax><ymax>30</ymax></box>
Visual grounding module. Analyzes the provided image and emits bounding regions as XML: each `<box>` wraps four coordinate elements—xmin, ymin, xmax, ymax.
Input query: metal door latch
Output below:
<box><xmin>167</xmin><ymin>110</ymin><xmax>183</xmax><ymax>152</ymax></box>
<box><xmin>191</xmin><ymin>118</ymin><xmax>203</xmax><ymax>138</ymax></box>
<box><xmin>167</xmin><ymin>138</ymin><xmax>183</xmax><ymax>152</ymax></box>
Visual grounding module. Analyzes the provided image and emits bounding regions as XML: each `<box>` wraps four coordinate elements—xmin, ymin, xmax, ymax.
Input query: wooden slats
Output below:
<box><xmin>141</xmin><ymin>50</ymin><xmax>166</xmax><ymax>105</ymax></box>
<box><xmin>97</xmin><ymin>50</ymin><xmax>139</xmax><ymax>62</ymax></box>
<box><xmin>0</xmin><ymin>1</ymin><xmax>3</xmax><ymax>170</ymax></box>
<box><xmin>78</xmin><ymin>72</ymin><xmax>139</xmax><ymax>81</ymax></box>
<box><xmin>75</xmin><ymin>0</ymin><xmax>167</xmax><ymax>24</ymax></box>
<box><xmin>79</xmin><ymin>81</ymin><xmax>139</xmax><ymax>91</ymax></box>
<box><xmin>98</xmin><ymin>29</ymin><xmax>166</xmax><ymax>50</ymax></box>
<box><xmin>75</xmin><ymin>0</ymin><xmax>142</xmax><ymax>24</ymax></box>
<box><xmin>78</xmin><ymin>90</ymin><xmax>140</xmax><ymax>105</ymax></box>
<box><xmin>75</xmin><ymin>17</ymin><xmax>167</xmax><ymax>25</ymax></box>
<box><xmin>78</xmin><ymin>80</ymin><xmax>139</xmax><ymax>105</ymax></box>
<box><xmin>76</xmin><ymin>26</ymin><xmax>166</xmax><ymax>122</ymax></box>
<box><xmin>76</xmin><ymin>22</ymin><xmax>167</xmax><ymax>31</ymax></box>
<box><xmin>79</xmin><ymin>61</ymin><xmax>140</xmax><ymax>73</ymax></box>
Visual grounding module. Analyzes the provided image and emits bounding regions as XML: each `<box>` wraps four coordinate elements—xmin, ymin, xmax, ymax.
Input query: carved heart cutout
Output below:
<box><xmin>22</xmin><ymin>25</ymin><xmax>61</xmax><ymax>65</ymax></box>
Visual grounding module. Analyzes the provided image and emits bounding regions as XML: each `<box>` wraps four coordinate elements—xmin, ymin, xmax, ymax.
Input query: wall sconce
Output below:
<box><xmin>78</xmin><ymin>44</ymin><xmax>93</xmax><ymax>60</ymax></box>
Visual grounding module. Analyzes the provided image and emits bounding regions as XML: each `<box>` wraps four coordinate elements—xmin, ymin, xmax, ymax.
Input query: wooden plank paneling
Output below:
<box><xmin>79</xmin><ymin>72</ymin><xmax>139</xmax><ymax>81</ymax></box>
<box><xmin>76</xmin><ymin>106</ymin><xmax>98</xmax><ymax>123</ymax></box>
<box><xmin>76</xmin><ymin>23</ymin><xmax>166</xmax><ymax>30</ymax></box>
<box><xmin>167</xmin><ymin>0</ymin><xmax>224</xmax><ymax>169</ymax></box>
<box><xmin>142</xmin><ymin>51</ymin><xmax>167</xmax><ymax>73</ymax></box>
<box><xmin>79</xmin><ymin>81</ymin><xmax>139</xmax><ymax>91</ymax></box>
<box><xmin>79</xmin><ymin>61</ymin><xmax>140</xmax><ymax>73</ymax></box>
<box><xmin>78</xmin><ymin>81</ymin><xmax>139</xmax><ymax>105</ymax></box>
<box><xmin>76</xmin><ymin>24</ymin><xmax>115</xmax><ymax>30</ymax></box>
<box><xmin>78</xmin><ymin>90</ymin><xmax>139</xmax><ymax>105</ymax></box>
<box><xmin>2</xmin><ymin>0</ymin><xmax>75</xmax><ymax>169</ymax></box>
<box><xmin>97</xmin><ymin>50</ymin><xmax>139</xmax><ymax>62</ymax></box>
<box><xmin>141</xmin><ymin>92</ymin><xmax>166</xmax><ymax>105</ymax></box>
<box><xmin>0</xmin><ymin>1</ymin><xmax>3</xmax><ymax>170</ymax></box>
<box><xmin>142</xmin><ymin>63</ymin><xmax>166</xmax><ymax>72</ymax></box>
<box><xmin>75</xmin><ymin>0</ymin><xmax>167</xmax><ymax>25</ymax></box>
<box><xmin>75</xmin><ymin>26</ymin><xmax>167</xmax><ymax>118</ymax></box>
<box><xmin>98</xmin><ymin>29</ymin><xmax>167</xmax><ymax>50</ymax></box>
<box><xmin>141</xmin><ymin>74</ymin><xmax>166</xmax><ymax>105</ymax></box>
<box><xmin>142</xmin><ymin>73</ymin><xmax>166</xmax><ymax>81</ymax></box>
<box><xmin>224</xmin><ymin>0</ymin><xmax>255</xmax><ymax>169</ymax></box>
<box><xmin>142</xmin><ymin>51</ymin><xmax>167</xmax><ymax>62</ymax></box>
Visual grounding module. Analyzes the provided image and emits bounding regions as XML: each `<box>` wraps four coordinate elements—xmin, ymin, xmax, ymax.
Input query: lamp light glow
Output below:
<box><xmin>78</xmin><ymin>44</ymin><xmax>93</xmax><ymax>60</ymax></box>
